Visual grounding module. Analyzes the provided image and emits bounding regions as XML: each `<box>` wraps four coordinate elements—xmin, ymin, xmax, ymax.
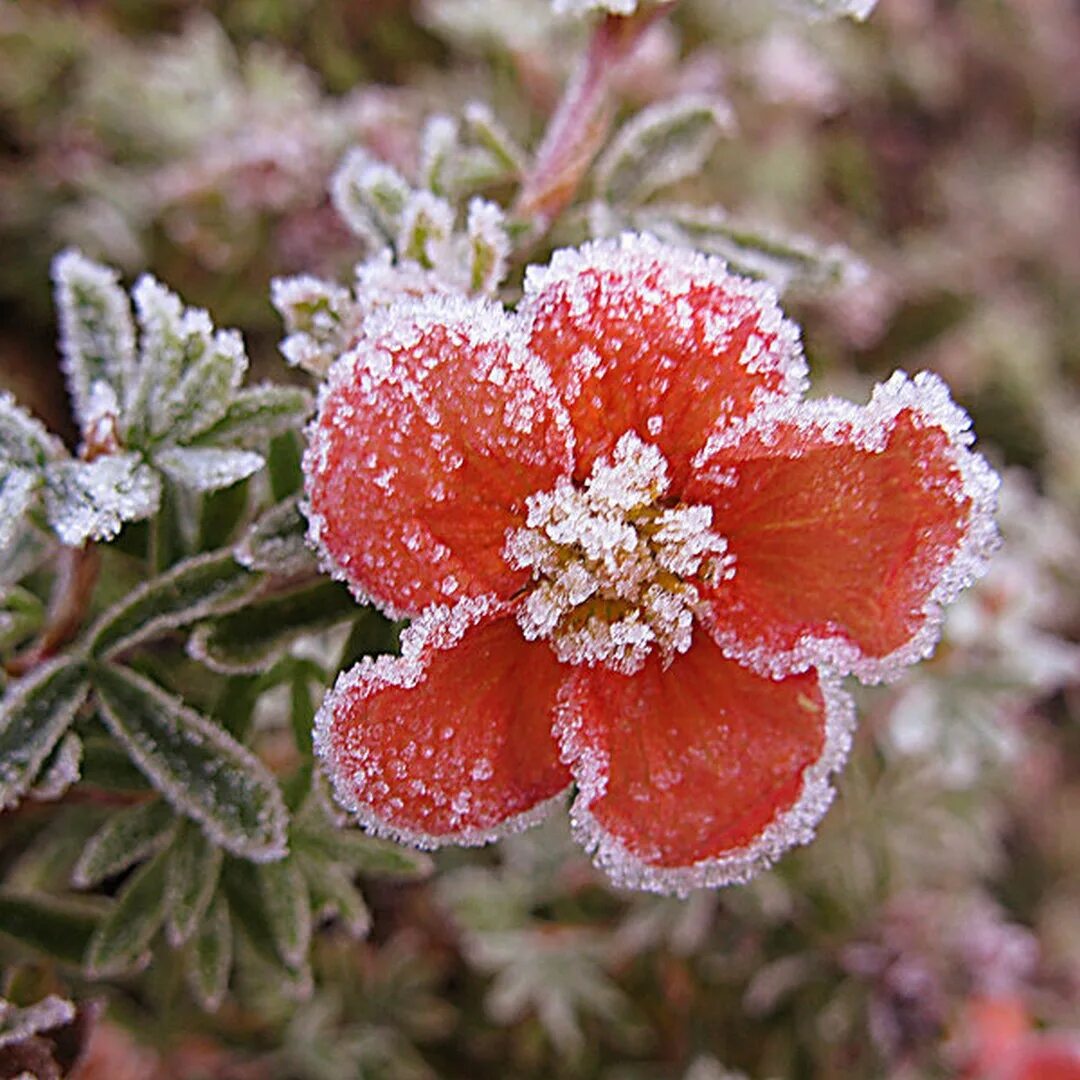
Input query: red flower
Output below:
<box><xmin>305</xmin><ymin>234</ymin><xmax>998</xmax><ymax>893</ymax></box>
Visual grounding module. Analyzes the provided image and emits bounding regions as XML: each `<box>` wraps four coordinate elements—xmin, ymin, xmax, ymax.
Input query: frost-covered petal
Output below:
<box><xmin>314</xmin><ymin>597</ymin><xmax>571</xmax><ymax>847</ymax></box>
<box><xmin>689</xmin><ymin>371</ymin><xmax>1000</xmax><ymax>682</ymax></box>
<box><xmin>554</xmin><ymin>629</ymin><xmax>854</xmax><ymax>895</ymax></box>
<box><xmin>522</xmin><ymin>233</ymin><xmax>807</xmax><ymax>487</ymax></box>
<box><xmin>304</xmin><ymin>296</ymin><xmax>573</xmax><ymax>615</ymax></box>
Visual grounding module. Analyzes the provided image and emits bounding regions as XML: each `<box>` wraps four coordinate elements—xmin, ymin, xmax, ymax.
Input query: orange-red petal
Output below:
<box><xmin>305</xmin><ymin>297</ymin><xmax>573</xmax><ymax>616</ymax></box>
<box><xmin>521</xmin><ymin>234</ymin><xmax>807</xmax><ymax>487</ymax></box>
<box><xmin>314</xmin><ymin>598</ymin><xmax>571</xmax><ymax>846</ymax></box>
<box><xmin>689</xmin><ymin>372</ymin><xmax>999</xmax><ymax>682</ymax></box>
<box><xmin>554</xmin><ymin>629</ymin><xmax>853</xmax><ymax>894</ymax></box>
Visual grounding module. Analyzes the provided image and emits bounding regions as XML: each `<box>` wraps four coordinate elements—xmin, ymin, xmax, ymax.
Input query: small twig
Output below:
<box><xmin>515</xmin><ymin>4</ymin><xmax>675</xmax><ymax>228</ymax></box>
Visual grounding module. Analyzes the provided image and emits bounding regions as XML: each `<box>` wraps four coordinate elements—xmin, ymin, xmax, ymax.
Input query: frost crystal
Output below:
<box><xmin>552</xmin><ymin>0</ymin><xmax>640</xmax><ymax>16</ymax></box>
<box><xmin>506</xmin><ymin>432</ymin><xmax>734</xmax><ymax>674</ymax></box>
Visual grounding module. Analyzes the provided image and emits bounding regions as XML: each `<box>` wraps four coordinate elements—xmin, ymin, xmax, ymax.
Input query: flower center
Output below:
<box><xmin>504</xmin><ymin>432</ymin><xmax>735</xmax><ymax>674</ymax></box>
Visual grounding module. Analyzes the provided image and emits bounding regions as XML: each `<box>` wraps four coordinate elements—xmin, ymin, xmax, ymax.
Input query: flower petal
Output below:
<box><xmin>555</xmin><ymin>629</ymin><xmax>854</xmax><ymax>895</ymax></box>
<box><xmin>690</xmin><ymin>372</ymin><xmax>1000</xmax><ymax>682</ymax></box>
<box><xmin>305</xmin><ymin>297</ymin><xmax>573</xmax><ymax>616</ymax></box>
<box><xmin>522</xmin><ymin>233</ymin><xmax>807</xmax><ymax>486</ymax></box>
<box><xmin>314</xmin><ymin>597</ymin><xmax>572</xmax><ymax>847</ymax></box>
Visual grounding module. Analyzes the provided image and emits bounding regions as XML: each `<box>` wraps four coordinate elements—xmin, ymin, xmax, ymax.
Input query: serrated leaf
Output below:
<box><xmin>85</xmin><ymin>846</ymin><xmax>172</xmax><ymax>978</ymax></box>
<box><xmin>52</xmin><ymin>250</ymin><xmax>136</xmax><ymax>430</ymax></box>
<box><xmin>186</xmin><ymin>892</ymin><xmax>232</xmax><ymax>1012</ymax></box>
<box><xmin>165</xmin><ymin>821</ymin><xmax>224</xmax><ymax>947</ymax></box>
<box><xmin>42</xmin><ymin>454</ymin><xmax>161</xmax><ymax>547</ymax></box>
<box><xmin>153</xmin><ymin>446</ymin><xmax>264</xmax><ymax>493</ymax></box>
<box><xmin>191</xmin><ymin>384</ymin><xmax>312</xmax><ymax>450</ymax></box>
<box><xmin>0</xmin><ymin>657</ymin><xmax>89</xmax><ymax>810</ymax></box>
<box><xmin>235</xmin><ymin>496</ymin><xmax>313</xmax><ymax>577</ymax></box>
<box><xmin>299</xmin><ymin>854</ymin><xmax>371</xmax><ymax>940</ymax></box>
<box><xmin>635</xmin><ymin>204</ymin><xmax>860</xmax><ymax>293</ymax></box>
<box><xmin>0</xmin><ymin>994</ymin><xmax>76</xmax><ymax>1049</ymax></box>
<box><xmin>0</xmin><ymin>891</ymin><xmax>104</xmax><ymax>967</ymax></box>
<box><xmin>89</xmin><ymin>549</ymin><xmax>262</xmax><ymax>659</ymax></box>
<box><xmin>189</xmin><ymin>580</ymin><xmax>358</xmax><ymax>675</ymax></box>
<box><xmin>93</xmin><ymin>663</ymin><xmax>288</xmax><ymax>861</ymax></box>
<box><xmin>0</xmin><ymin>392</ymin><xmax>61</xmax><ymax>470</ymax></box>
<box><xmin>331</xmin><ymin>147</ymin><xmax>411</xmax><ymax>243</ymax></box>
<box><xmin>28</xmin><ymin>731</ymin><xmax>82</xmax><ymax>803</ymax></box>
<box><xmin>72</xmin><ymin>799</ymin><xmax>176</xmax><ymax>889</ymax></box>
<box><xmin>596</xmin><ymin>95</ymin><xmax>734</xmax><ymax>206</ymax></box>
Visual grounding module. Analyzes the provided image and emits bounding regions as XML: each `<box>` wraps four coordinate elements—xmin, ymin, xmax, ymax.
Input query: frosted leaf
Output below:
<box><xmin>552</xmin><ymin>0</ymin><xmax>639</xmax><ymax>16</ymax></box>
<box><xmin>595</xmin><ymin>95</ymin><xmax>735</xmax><ymax>207</ymax></box>
<box><xmin>0</xmin><ymin>587</ymin><xmax>44</xmax><ymax>653</ymax></box>
<box><xmin>186</xmin><ymin>892</ymin><xmax>232</xmax><ymax>1012</ymax></box>
<box><xmin>0</xmin><ymin>657</ymin><xmax>90</xmax><ymax>811</ymax></box>
<box><xmin>252</xmin><ymin>856</ymin><xmax>312</xmax><ymax>970</ymax></box>
<box><xmin>299</xmin><ymin>855</ymin><xmax>371</xmax><ymax>939</ymax></box>
<box><xmin>85</xmin><ymin>846</ymin><xmax>171</xmax><ymax>978</ymax></box>
<box><xmin>463</xmin><ymin>101</ymin><xmax>527</xmax><ymax>178</ymax></box>
<box><xmin>0</xmin><ymin>995</ymin><xmax>77</xmax><ymax>1049</ymax></box>
<box><xmin>272</xmin><ymin>274</ymin><xmax>360</xmax><ymax>375</ymax></box>
<box><xmin>781</xmin><ymin>0</ymin><xmax>878</xmax><ymax>20</ymax></box>
<box><xmin>43</xmin><ymin>453</ymin><xmax>161</xmax><ymax>546</ymax></box>
<box><xmin>89</xmin><ymin>548</ymin><xmax>262</xmax><ymax>660</ymax></box>
<box><xmin>235</xmin><ymin>496</ymin><xmax>314</xmax><ymax>577</ymax></box>
<box><xmin>633</xmin><ymin>204</ymin><xmax>863</xmax><ymax>295</ymax></box>
<box><xmin>193</xmin><ymin>384</ymin><xmax>312</xmax><ymax>449</ymax></box>
<box><xmin>397</xmin><ymin>190</ymin><xmax>455</xmax><ymax>271</ymax></box>
<box><xmin>0</xmin><ymin>392</ymin><xmax>62</xmax><ymax>470</ymax></box>
<box><xmin>466</xmin><ymin>198</ymin><xmax>511</xmax><ymax>295</ymax></box>
<box><xmin>419</xmin><ymin>113</ymin><xmax>461</xmax><ymax>196</ymax></box>
<box><xmin>0</xmin><ymin>469</ymin><xmax>40</xmax><ymax>555</ymax></box>
<box><xmin>51</xmin><ymin>250</ymin><xmax>136</xmax><ymax>432</ymax></box>
<box><xmin>93</xmin><ymin>663</ymin><xmax>289</xmax><ymax>861</ymax></box>
<box><xmin>72</xmin><ymin>799</ymin><xmax>177</xmax><ymax>888</ymax></box>
<box><xmin>165</xmin><ymin>820</ymin><xmax>224</xmax><ymax>947</ymax></box>
<box><xmin>331</xmin><ymin>146</ymin><xmax>411</xmax><ymax>243</ymax></box>
<box><xmin>154</xmin><ymin>445</ymin><xmax>264</xmax><ymax>492</ymax></box>
<box><xmin>27</xmin><ymin>732</ymin><xmax>82</xmax><ymax>804</ymax></box>
<box><xmin>354</xmin><ymin>249</ymin><xmax>458</xmax><ymax>312</ymax></box>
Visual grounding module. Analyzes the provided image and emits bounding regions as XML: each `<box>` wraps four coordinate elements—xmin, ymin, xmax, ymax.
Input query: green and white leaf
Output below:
<box><xmin>189</xmin><ymin>580</ymin><xmax>358</xmax><ymax>675</ymax></box>
<box><xmin>466</xmin><ymin>198</ymin><xmax>510</xmax><ymax>295</ymax></box>
<box><xmin>271</xmin><ymin>276</ymin><xmax>358</xmax><ymax>375</ymax></box>
<box><xmin>72</xmin><ymin>798</ymin><xmax>177</xmax><ymax>889</ymax></box>
<box><xmin>42</xmin><ymin>453</ymin><xmax>161</xmax><ymax>546</ymax></box>
<box><xmin>0</xmin><ymin>468</ymin><xmax>40</xmax><ymax>554</ymax></box>
<box><xmin>398</xmin><ymin>190</ymin><xmax>454</xmax><ymax>270</ymax></box>
<box><xmin>186</xmin><ymin>892</ymin><xmax>232</xmax><ymax>1012</ymax></box>
<box><xmin>253</xmin><ymin>855</ymin><xmax>312</xmax><ymax>970</ymax></box>
<box><xmin>781</xmin><ymin>0</ymin><xmax>878</xmax><ymax>20</ymax></box>
<box><xmin>0</xmin><ymin>994</ymin><xmax>76</xmax><ymax>1049</ymax></box>
<box><xmin>27</xmin><ymin>731</ymin><xmax>82</xmax><ymax>804</ymax></box>
<box><xmin>89</xmin><ymin>548</ymin><xmax>262</xmax><ymax>659</ymax></box>
<box><xmin>596</xmin><ymin>95</ymin><xmax>735</xmax><ymax>207</ymax></box>
<box><xmin>235</xmin><ymin>496</ymin><xmax>314</xmax><ymax>577</ymax></box>
<box><xmin>85</xmin><ymin>846</ymin><xmax>172</xmax><ymax>978</ymax></box>
<box><xmin>191</xmin><ymin>384</ymin><xmax>313</xmax><ymax>449</ymax></box>
<box><xmin>300</xmin><ymin>855</ymin><xmax>371</xmax><ymax>939</ymax></box>
<box><xmin>0</xmin><ymin>657</ymin><xmax>90</xmax><ymax>810</ymax></box>
<box><xmin>153</xmin><ymin>445</ymin><xmax>264</xmax><ymax>493</ymax></box>
<box><xmin>93</xmin><ymin>663</ymin><xmax>289</xmax><ymax>861</ymax></box>
<box><xmin>463</xmin><ymin>101</ymin><xmax>526</xmax><ymax>178</ymax></box>
<box><xmin>0</xmin><ymin>891</ymin><xmax>104</xmax><ymax>967</ymax></box>
<box><xmin>331</xmin><ymin>147</ymin><xmax>411</xmax><ymax>243</ymax></box>
<box><xmin>0</xmin><ymin>586</ymin><xmax>45</xmax><ymax>652</ymax></box>
<box><xmin>419</xmin><ymin>113</ymin><xmax>461</xmax><ymax>197</ymax></box>
<box><xmin>165</xmin><ymin>820</ymin><xmax>224</xmax><ymax>947</ymax></box>
<box><xmin>0</xmin><ymin>391</ymin><xmax>62</xmax><ymax>469</ymax></box>
<box><xmin>52</xmin><ymin>250</ymin><xmax>136</xmax><ymax>430</ymax></box>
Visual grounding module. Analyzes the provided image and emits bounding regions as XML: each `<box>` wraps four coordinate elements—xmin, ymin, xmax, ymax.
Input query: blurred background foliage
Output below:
<box><xmin>0</xmin><ymin>0</ymin><xmax>1078</xmax><ymax>1077</ymax></box>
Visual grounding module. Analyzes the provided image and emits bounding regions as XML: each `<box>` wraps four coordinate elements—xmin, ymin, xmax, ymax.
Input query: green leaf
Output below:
<box><xmin>463</xmin><ymin>101</ymin><xmax>526</xmax><ymax>178</ymax></box>
<box><xmin>51</xmin><ymin>250</ymin><xmax>136</xmax><ymax>430</ymax></box>
<box><xmin>419</xmin><ymin>113</ymin><xmax>460</xmax><ymax>197</ymax></box>
<box><xmin>268</xmin><ymin>432</ymin><xmax>304</xmax><ymax>502</ymax></box>
<box><xmin>93</xmin><ymin>663</ymin><xmax>289</xmax><ymax>862</ymax></box>
<box><xmin>85</xmin><ymin>846</ymin><xmax>172</xmax><ymax>977</ymax></box>
<box><xmin>596</xmin><ymin>95</ymin><xmax>734</xmax><ymax>207</ymax></box>
<box><xmin>0</xmin><ymin>657</ymin><xmax>89</xmax><ymax>811</ymax></box>
<box><xmin>299</xmin><ymin>854</ymin><xmax>371</xmax><ymax>939</ymax></box>
<box><xmin>0</xmin><ymin>391</ymin><xmax>61</xmax><ymax>470</ymax></box>
<box><xmin>153</xmin><ymin>445</ymin><xmax>265</xmax><ymax>493</ymax></box>
<box><xmin>80</xmin><ymin>734</ymin><xmax>151</xmax><ymax>791</ymax></box>
<box><xmin>0</xmin><ymin>585</ymin><xmax>45</xmax><ymax>652</ymax></box>
<box><xmin>466</xmin><ymin>198</ymin><xmax>510</xmax><ymax>295</ymax></box>
<box><xmin>186</xmin><ymin>892</ymin><xmax>232</xmax><ymax>1012</ymax></box>
<box><xmin>1</xmin><ymin>471</ymin><xmax>42</xmax><ymax>557</ymax></box>
<box><xmin>235</xmin><ymin>496</ymin><xmax>313</xmax><ymax>577</ymax></box>
<box><xmin>0</xmin><ymin>891</ymin><xmax>104</xmax><ymax>967</ymax></box>
<box><xmin>72</xmin><ymin>799</ymin><xmax>176</xmax><ymax>888</ymax></box>
<box><xmin>331</xmin><ymin>147</ymin><xmax>411</xmax><ymax>243</ymax></box>
<box><xmin>189</xmin><ymin>580</ymin><xmax>358</xmax><ymax>675</ymax></box>
<box><xmin>253</xmin><ymin>856</ymin><xmax>312</xmax><ymax>970</ymax></box>
<box><xmin>27</xmin><ymin>731</ymin><xmax>82</xmax><ymax>803</ymax></box>
<box><xmin>165</xmin><ymin>821</ymin><xmax>224</xmax><ymax>947</ymax></box>
<box><xmin>89</xmin><ymin>549</ymin><xmax>262</xmax><ymax>659</ymax></box>
<box><xmin>198</xmin><ymin>478</ymin><xmax>251</xmax><ymax>552</ymax></box>
<box><xmin>398</xmin><ymin>191</ymin><xmax>454</xmax><ymax>269</ymax></box>
<box><xmin>42</xmin><ymin>454</ymin><xmax>162</xmax><ymax>547</ymax></box>
<box><xmin>191</xmin><ymin>384</ymin><xmax>312</xmax><ymax>450</ymax></box>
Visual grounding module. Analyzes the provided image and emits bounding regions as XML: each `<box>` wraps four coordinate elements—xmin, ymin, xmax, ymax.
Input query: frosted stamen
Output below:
<box><xmin>505</xmin><ymin>432</ymin><xmax>735</xmax><ymax>674</ymax></box>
